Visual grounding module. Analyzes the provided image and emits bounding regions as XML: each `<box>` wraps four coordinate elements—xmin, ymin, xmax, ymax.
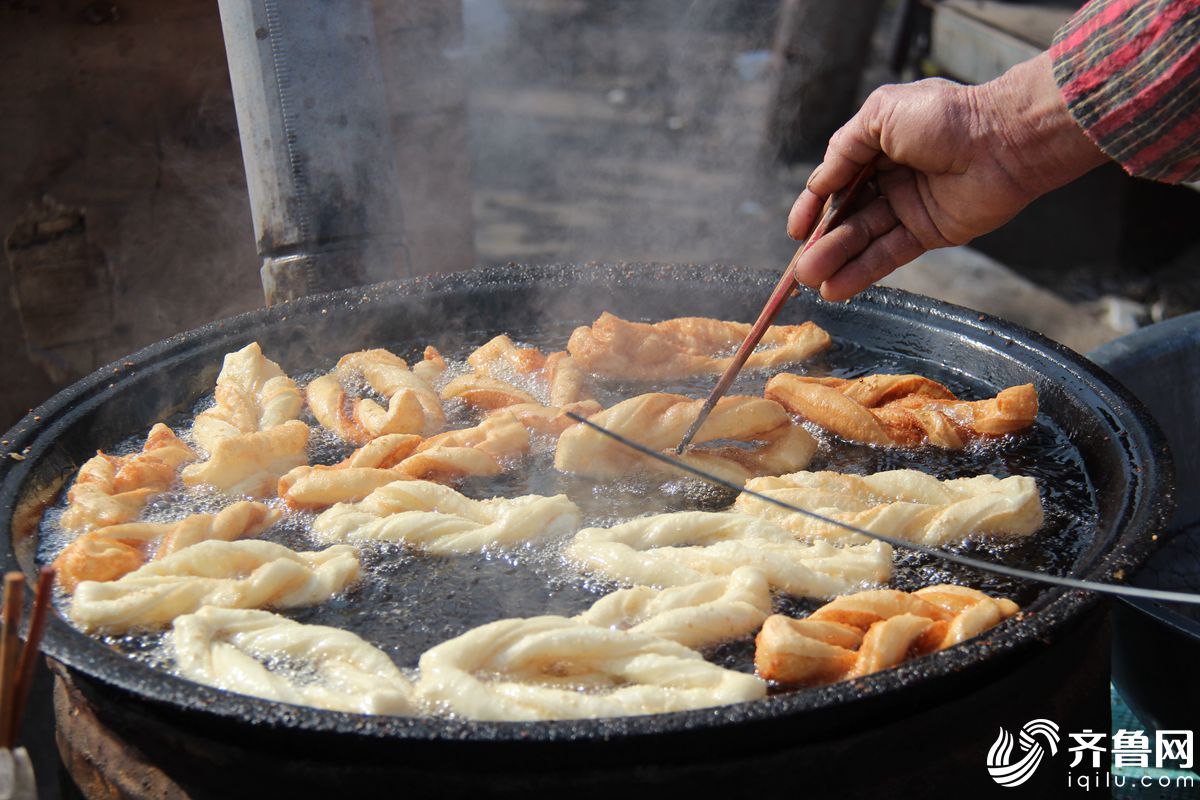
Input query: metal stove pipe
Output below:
<box><xmin>217</xmin><ymin>0</ymin><xmax>410</xmax><ymax>304</ymax></box>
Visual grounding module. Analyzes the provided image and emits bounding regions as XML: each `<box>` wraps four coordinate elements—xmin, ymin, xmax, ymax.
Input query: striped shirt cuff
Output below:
<box><xmin>1051</xmin><ymin>0</ymin><xmax>1200</xmax><ymax>183</ymax></box>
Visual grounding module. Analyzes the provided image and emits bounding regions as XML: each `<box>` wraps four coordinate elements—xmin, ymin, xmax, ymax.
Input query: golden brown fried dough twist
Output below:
<box><xmin>764</xmin><ymin>373</ymin><xmax>1038</xmax><ymax>448</ymax></box>
<box><xmin>555</xmin><ymin>393</ymin><xmax>816</xmax><ymax>485</ymax></box>
<box><xmin>308</xmin><ymin>348</ymin><xmax>446</xmax><ymax>444</ymax></box>
<box><xmin>754</xmin><ymin>585</ymin><xmax>1019</xmax><ymax>686</ymax></box>
<box><xmin>61</xmin><ymin>424</ymin><xmax>196</xmax><ymax>532</ymax></box>
<box><xmin>567</xmin><ymin>312</ymin><xmax>831</xmax><ymax>380</ymax></box>
<box><xmin>54</xmin><ymin>501</ymin><xmax>280</xmax><ymax>592</ymax></box>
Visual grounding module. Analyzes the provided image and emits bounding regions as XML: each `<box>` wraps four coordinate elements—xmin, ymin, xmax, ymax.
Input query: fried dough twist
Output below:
<box><xmin>182</xmin><ymin>421</ymin><xmax>309</xmax><ymax>498</ymax></box>
<box><xmin>764</xmin><ymin>373</ymin><xmax>1038</xmax><ymax>448</ymax></box>
<box><xmin>53</xmin><ymin>501</ymin><xmax>281</xmax><ymax>592</ymax></box>
<box><xmin>754</xmin><ymin>585</ymin><xmax>1019</xmax><ymax>686</ymax></box>
<box><xmin>567</xmin><ymin>312</ymin><xmax>832</xmax><ymax>380</ymax></box>
<box><xmin>308</xmin><ymin>347</ymin><xmax>446</xmax><ymax>444</ymax></box>
<box><xmin>441</xmin><ymin>336</ymin><xmax>599</xmax><ymax>433</ymax></box>
<box><xmin>735</xmin><ymin>469</ymin><xmax>1043</xmax><ymax>546</ymax></box>
<box><xmin>61</xmin><ymin>423</ymin><xmax>196</xmax><ymax>532</ymax></box>
<box><xmin>415</xmin><ymin>615</ymin><xmax>766</xmax><ymax>721</ymax></box>
<box><xmin>185</xmin><ymin>343</ymin><xmax>309</xmax><ymax>498</ymax></box>
<box><xmin>68</xmin><ymin>540</ymin><xmax>360</xmax><ymax>634</ymax></box>
<box><xmin>278</xmin><ymin>412</ymin><xmax>531</xmax><ymax>509</ymax></box>
<box><xmin>565</xmin><ymin>511</ymin><xmax>892</xmax><ymax>597</ymax></box>
<box><xmin>191</xmin><ymin>342</ymin><xmax>304</xmax><ymax>452</ymax></box>
<box><xmin>311</xmin><ymin>480</ymin><xmax>581</xmax><ymax>554</ymax></box>
<box><xmin>577</xmin><ymin>566</ymin><xmax>772</xmax><ymax>650</ymax></box>
<box><xmin>172</xmin><ymin>607</ymin><xmax>417</xmax><ymax>715</ymax></box>
<box><xmin>555</xmin><ymin>393</ymin><xmax>816</xmax><ymax>485</ymax></box>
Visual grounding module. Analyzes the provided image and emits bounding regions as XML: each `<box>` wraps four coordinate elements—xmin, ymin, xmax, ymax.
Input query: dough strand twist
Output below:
<box><xmin>735</xmin><ymin>469</ymin><xmax>1043</xmax><ymax>546</ymax></box>
<box><xmin>754</xmin><ymin>585</ymin><xmax>1019</xmax><ymax>686</ymax></box>
<box><xmin>567</xmin><ymin>312</ymin><xmax>832</xmax><ymax>380</ymax></box>
<box><xmin>185</xmin><ymin>343</ymin><xmax>309</xmax><ymax>498</ymax></box>
<box><xmin>277</xmin><ymin>413</ymin><xmax>533</xmax><ymax>509</ymax></box>
<box><xmin>442</xmin><ymin>336</ymin><xmax>595</xmax><ymax>432</ymax></box>
<box><xmin>577</xmin><ymin>566</ymin><xmax>771</xmax><ymax>650</ymax></box>
<box><xmin>312</xmin><ymin>480</ymin><xmax>582</xmax><ymax>554</ymax></box>
<box><xmin>765</xmin><ymin>373</ymin><xmax>1038</xmax><ymax>448</ymax></box>
<box><xmin>181</xmin><ymin>420</ymin><xmax>309</xmax><ymax>498</ymax></box>
<box><xmin>54</xmin><ymin>500</ymin><xmax>281</xmax><ymax>592</ymax></box>
<box><xmin>565</xmin><ymin>511</ymin><xmax>892</xmax><ymax>597</ymax></box>
<box><xmin>191</xmin><ymin>342</ymin><xmax>304</xmax><ymax>452</ymax></box>
<box><xmin>555</xmin><ymin>393</ymin><xmax>816</xmax><ymax>485</ymax></box>
<box><xmin>172</xmin><ymin>607</ymin><xmax>417</xmax><ymax>715</ymax></box>
<box><xmin>68</xmin><ymin>540</ymin><xmax>360</xmax><ymax>634</ymax></box>
<box><xmin>61</xmin><ymin>423</ymin><xmax>196</xmax><ymax>532</ymax></box>
<box><xmin>416</xmin><ymin>615</ymin><xmax>766</xmax><ymax>721</ymax></box>
<box><xmin>308</xmin><ymin>348</ymin><xmax>446</xmax><ymax>444</ymax></box>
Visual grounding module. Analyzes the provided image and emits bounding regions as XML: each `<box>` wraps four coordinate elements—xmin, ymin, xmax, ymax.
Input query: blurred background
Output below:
<box><xmin>3</xmin><ymin>0</ymin><xmax>1199</xmax><ymax>431</ymax></box>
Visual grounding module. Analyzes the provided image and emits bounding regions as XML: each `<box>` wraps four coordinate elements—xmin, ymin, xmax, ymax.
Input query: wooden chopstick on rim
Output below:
<box><xmin>0</xmin><ymin>572</ymin><xmax>25</xmax><ymax>749</ymax></box>
<box><xmin>9</xmin><ymin>567</ymin><xmax>54</xmax><ymax>749</ymax></box>
<box><xmin>0</xmin><ymin>566</ymin><xmax>55</xmax><ymax>750</ymax></box>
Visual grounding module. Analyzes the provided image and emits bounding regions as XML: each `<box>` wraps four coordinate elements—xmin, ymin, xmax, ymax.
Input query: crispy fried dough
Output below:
<box><xmin>765</xmin><ymin>373</ymin><xmax>1037</xmax><ymax>448</ymax></box>
<box><xmin>567</xmin><ymin>312</ymin><xmax>831</xmax><ymax>380</ymax></box>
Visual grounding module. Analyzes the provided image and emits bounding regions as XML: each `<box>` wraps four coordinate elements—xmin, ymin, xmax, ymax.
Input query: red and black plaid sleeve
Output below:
<box><xmin>1051</xmin><ymin>0</ymin><xmax>1200</xmax><ymax>183</ymax></box>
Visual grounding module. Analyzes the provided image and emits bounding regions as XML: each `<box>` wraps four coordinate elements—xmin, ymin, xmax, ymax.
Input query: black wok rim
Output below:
<box><xmin>0</xmin><ymin>262</ymin><xmax>1173</xmax><ymax>743</ymax></box>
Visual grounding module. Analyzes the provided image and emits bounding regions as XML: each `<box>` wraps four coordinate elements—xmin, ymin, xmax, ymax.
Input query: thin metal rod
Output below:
<box><xmin>569</xmin><ymin>412</ymin><xmax>1198</xmax><ymax>606</ymax></box>
<box><xmin>675</xmin><ymin>161</ymin><xmax>876</xmax><ymax>453</ymax></box>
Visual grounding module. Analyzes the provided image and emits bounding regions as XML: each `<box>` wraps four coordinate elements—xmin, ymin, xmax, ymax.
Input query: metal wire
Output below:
<box><xmin>564</xmin><ymin>413</ymin><xmax>1200</xmax><ymax>605</ymax></box>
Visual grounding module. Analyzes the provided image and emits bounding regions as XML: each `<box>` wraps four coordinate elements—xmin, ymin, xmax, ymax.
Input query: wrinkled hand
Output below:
<box><xmin>787</xmin><ymin>53</ymin><xmax>1108</xmax><ymax>301</ymax></box>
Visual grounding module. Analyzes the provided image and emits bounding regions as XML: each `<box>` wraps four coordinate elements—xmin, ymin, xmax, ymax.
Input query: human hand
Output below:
<box><xmin>787</xmin><ymin>53</ymin><xmax>1108</xmax><ymax>301</ymax></box>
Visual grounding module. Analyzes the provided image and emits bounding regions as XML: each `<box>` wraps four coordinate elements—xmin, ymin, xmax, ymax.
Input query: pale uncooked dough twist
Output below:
<box><xmin>576</xmin><ymin>566</ymin><xmax>771</xmax><ymax>650</ymax></box>
<box><xmin>172</xmin><ymin>606</ymin><xmax>416</xmax><ymax>715</ymax></box>
<box><xmin>416</xmin><ymin>615</ymin><xmax>766</xmax><ymax>721</ymax></box>
<box><xmin>565</xmin><ymin>512</ymin><xmax>892</xmax><ymax>597</ymax></box>
<box><xmin>312</xmin><ymin>480</ymin><xmax>582</xmax><ymax>554</ymax></box>
<box><xmin>735</xmin><ymin>469</ymin><xmax>1043</xmax><ymax>546</ymax></box>
<box><xmin>191</xmin><ymin>342</ymin><xmax>304</xmax><ymax>452</ymax></box>
<box><xmin>69</xmin><ymin>540</ymin><xmax>359</xmax><ymax>634</ymax></box>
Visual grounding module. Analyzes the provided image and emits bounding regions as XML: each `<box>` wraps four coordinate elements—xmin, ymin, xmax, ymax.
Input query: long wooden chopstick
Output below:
<box><xmin>674</xmin><ymin>161</ymin><xmax>876</xmax><ymax>453</ymax></box>
<box><xmin>9</xmin><ymin>567</ymin><xmax>54</xmax><ymax>747</ymax></box>
<box><xmin>0</xmin><ymin>572</ymin><xmax>26</xmax><ymax>749</ymax></box>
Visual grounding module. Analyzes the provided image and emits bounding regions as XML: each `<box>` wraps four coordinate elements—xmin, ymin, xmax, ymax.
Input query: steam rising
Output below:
<box><xmin>463</xmin><ymin>0</ymin><xmax>804</xmax><ymax>269</ymax></box>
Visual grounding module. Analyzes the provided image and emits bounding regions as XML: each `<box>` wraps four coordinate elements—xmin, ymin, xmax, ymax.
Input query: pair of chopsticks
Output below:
<box><xmin>675</xmin><ymin>161</ymin><xmax>877</xmax><ymax>453</ymax></box>
<box><xmin>0</xmin><ymin>567</ymin><xmax>54</xmax><ymax>749</ymax></box>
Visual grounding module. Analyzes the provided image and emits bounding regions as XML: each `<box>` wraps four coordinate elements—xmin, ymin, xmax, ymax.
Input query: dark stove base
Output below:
<box><xmin>53</xmin><ymin>608</ymin><xmax>1113</xmax><ymax>800</ymax></box>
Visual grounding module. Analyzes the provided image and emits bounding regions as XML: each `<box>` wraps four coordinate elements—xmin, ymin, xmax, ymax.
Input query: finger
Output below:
<box><xmin>806</xmin><ymin>94</ymin><xmax>887</xmax><ymax>198</ymax></box>
<box><xmin>876</xmin><ymin>168</ymin><xmax>955</xmax><ymax>250</ymax></box>
<box><xmin>791</xmin><ymin>197</ymin><xmax>900</xmax><ymax>289</ymax></box>
<box><xmin>819</xmin><ymin>223</ymin><xmax>926</xmax><ymax>301</ymax></box>
<box><xmin>786</xmin><ymin>189</ymin><xmax>823</xmax><ymax>240</ymax></box>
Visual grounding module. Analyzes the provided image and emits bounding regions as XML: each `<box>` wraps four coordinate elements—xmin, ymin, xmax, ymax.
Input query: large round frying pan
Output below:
<box><xmin>0</xmin><ymin>263</ymin><xmax>1171</xmax><ymax>798</ymax></box>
